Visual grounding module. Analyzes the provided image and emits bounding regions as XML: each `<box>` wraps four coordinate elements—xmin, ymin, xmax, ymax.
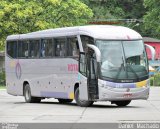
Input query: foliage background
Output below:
<box><xmin>0</xmin><ymin>0</ymin><xmax>93</xmax><ymax>50</ymax></box>
<box><xmin>0</xmin><ymin>0</ymin><xmax>160</xmax><ymax>50</ymax></box>
<box><xmin>0</xmin><ymin>0</ymin><xmax>160</xmax><ymax>86</ymax></box>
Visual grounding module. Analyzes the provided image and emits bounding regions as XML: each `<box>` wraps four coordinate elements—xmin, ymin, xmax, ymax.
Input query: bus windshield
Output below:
<box><xmin>96</xmin><ymin>40</ymin><xmax>148</xmax><ymax>82</ymax></box>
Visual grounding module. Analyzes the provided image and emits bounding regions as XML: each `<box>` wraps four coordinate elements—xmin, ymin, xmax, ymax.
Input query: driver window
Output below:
<box><xmin>79</xmin><ymin>53</ymin><xmax>86</xmax><ymax>76</ymax></box>
<box><xmin>80</xmin><ymin>35</ymin><xmax>94</xmax><ymax>52</ymax></box>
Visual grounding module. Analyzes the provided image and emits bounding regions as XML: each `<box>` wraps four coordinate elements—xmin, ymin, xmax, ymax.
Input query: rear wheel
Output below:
<box><xmin>24</xmin><ymin>84</ymin><xmax>41</xmax><ymax>103</ymax></box>
<box><xmin>75</xmin><ymin>87</ymin><xmax>93</xmax><ymax>107</ymax></box>
<box><xmin>58</xmin><ymin>99</ymin><xmax>73</xmax><ymax>104</ymax></box>
<box><xmin>112</xmin><ymin>100</ymin><xmax>131</xmax><ymax>107</ymax></box>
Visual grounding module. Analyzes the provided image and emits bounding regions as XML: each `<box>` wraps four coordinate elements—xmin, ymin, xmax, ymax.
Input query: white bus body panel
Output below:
<box><xmin>6</xmin><ymin>56</ymin><xmax>79</xmax><ymax>99</ymax></box>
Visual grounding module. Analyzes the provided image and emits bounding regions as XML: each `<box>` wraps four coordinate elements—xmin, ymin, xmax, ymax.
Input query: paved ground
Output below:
<box><xmin>0</xmin><ymin>87</ymin><xmax>160</xmax><ymax>123</ymax></box>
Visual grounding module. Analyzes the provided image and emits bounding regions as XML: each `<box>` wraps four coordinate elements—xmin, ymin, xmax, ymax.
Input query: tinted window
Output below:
<box><xmin>67</xmin><ymin>37</ymin><xmax>79</xmax><ymax>57</ymax></box>
<box><xmin>18</xmin><ymin>40</ymin><xmax>29</xmax><ymax>58</ymax></box>
<box><xmin>80</xmin><ymin>35</ymin><xmax>94</xmax><ymax>52</ymax></box>
<box><xmin>7</xmin><ymin>41</ymin><xmax>17</xmax><ymax>58</ymax></box>
<box><xmin>79</xmin><ymin>53</ymin><xmax>86</xmax><ymax>76</ymax></box>
<box><xmin>55</xmin><ymin>38</ymin><xmax>66</xmax><ymax>57</ymax></box>
<box><xmin>29</xmin><ymin>40</ymin><xmax>40</xmax><ymax>58</ymax></box>
<box><xmin>41</xmin><ymin>39</ymin><xmax>53</xmax><ymax>57</ymax></box>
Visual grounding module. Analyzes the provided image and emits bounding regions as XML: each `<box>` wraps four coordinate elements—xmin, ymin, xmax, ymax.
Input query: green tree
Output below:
<box><xmin>143</xmin><ymin>0</ymin><xmax>160</xmax><ymax>38</ymax></box>
<box><xmin>117</xmin><ymin>0</ymin><xmax>147</xmax><ymax>35</ymax></box>
<box><xmin>118</xmin><ymin>0</ymin><xmax>146</xmax><ymax>19</ymax></box>
<box><xmin>0</xmin><ymin>0</ymin><xmax>93</xmax><ymax>50</ymax></box>
<box><xmin>81</xmin><ymin>0</ymin><xmax>124</xmax><ymax>20</ymax></box>
<box><xmin>81</xmin><ymin>0</ymin><xmax>157</xmax><ymax>38</ymax></box>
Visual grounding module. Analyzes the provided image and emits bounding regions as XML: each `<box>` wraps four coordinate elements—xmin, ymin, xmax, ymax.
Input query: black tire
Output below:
<box><xmin>24</xmin><ymin>84</ymin><xmax>41</xmax><ymax>103</ymax></box>
<box><xmin>58</xmin><ymin>99</ymin><xmax>73</xmax><ymax>104</ymax></box>
<box><xmin>75</xmin><ymin>87</ymin><xmax>94</xmax><ymax>107</ymax></box>
<box><xmin>112</xmin><ymin>100</ymin><xmax>131</xmax><ymax>107</ymax></box>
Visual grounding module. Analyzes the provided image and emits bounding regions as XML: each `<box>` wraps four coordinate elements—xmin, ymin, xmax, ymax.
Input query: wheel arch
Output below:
<box><xmin>23</xmin><ymin>81</ymin><xmax>29</xmax><ymax>96</ymax></box>
<box><xmin>74</xmin><ymin>83</ymin><xmax>79</xmax><ymax>94</ymax></box>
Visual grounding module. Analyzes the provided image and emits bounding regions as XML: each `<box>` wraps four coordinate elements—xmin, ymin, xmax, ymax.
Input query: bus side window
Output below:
<box><xmin>7</xmin><ymin>41</ymin><xmax>17</xmax><ymax>58</ymax></box>
<box><xmin>29</xmin><ymin>40</ymin><xmax>40</xmax><ymax>58</ymax></box>
<box><xmin>18</xmin><ymin>41</ymin><xmax>29</xmax><ymax>58</ymax></box>
<box><xmin>41</xmin><ymin>39</ymin><xmax>53</xmax><ymax>58</ymax></box>
<box><xmin>67</xmin><ymin>37</ymin><xmax>79</xmax><ymax>57</ymax></box>
<box><xmin>41</xmin><ymin>41</ymin><xmax>45</xmax><ymax>57</ymax></box>
<box><xmin>55</xmin><ymin>38</ymin><xmax>66</xmax><ymax>57</ymax></box>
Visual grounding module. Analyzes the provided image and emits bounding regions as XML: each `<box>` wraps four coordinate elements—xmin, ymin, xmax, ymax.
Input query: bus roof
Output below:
<box><xmin>6</xmin><ymin>25</ymin><xmax>142</xmax><ymax>41</ymax></box>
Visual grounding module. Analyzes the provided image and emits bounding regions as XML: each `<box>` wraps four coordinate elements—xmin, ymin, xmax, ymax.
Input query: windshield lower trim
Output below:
<box><xmin>100</xmin><ymin>74</ymin><xmax>149</xmax><ymax>83</ymax></box>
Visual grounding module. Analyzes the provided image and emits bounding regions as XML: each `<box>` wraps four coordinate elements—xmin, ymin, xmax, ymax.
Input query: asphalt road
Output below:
<box><xmin>0</xmin><ymin>87</ymin><xmax>160</xmax><ymax>123</ymax></box>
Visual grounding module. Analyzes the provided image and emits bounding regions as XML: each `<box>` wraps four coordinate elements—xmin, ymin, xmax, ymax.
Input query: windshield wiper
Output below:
<box><xmin>114</xmin><ymin>63</ymin><xmax>140</xmax><ymax>82</ymax></box>
<box><xmin>114</xmin><ymin>62</ymin><xmax>125</xmax><ymax>81</ymax></box>
<box><xmin>126</xmin><ymin>65</ymin><xmax>140</xmax><ymax>81</ymax></box>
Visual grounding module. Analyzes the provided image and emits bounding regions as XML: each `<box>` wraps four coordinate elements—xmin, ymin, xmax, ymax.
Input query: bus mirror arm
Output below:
<box><xmin>87</xmin><ymin>44</ymin><xmax>101</xmax><ymax>62</ymax></box>
<box><xmin>145</xmin><ymin>44</ymin><xmax>156</xmax><ymax>61</ymax></box>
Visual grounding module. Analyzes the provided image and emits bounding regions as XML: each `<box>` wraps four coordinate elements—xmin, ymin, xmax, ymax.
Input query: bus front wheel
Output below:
<box><xmin>112</xmin><ymin>100</ymin><xmax>131</xmax><ymax>107</ymax></box>
<box><xmin>75</xmin><ymin>87</ymin><xmax>93</xmax><ymax>107</ymax></box>
<box><xmin>24</xmin><ymin>84</ymin><xmax>41</xmax><ymax>103</ymax></box>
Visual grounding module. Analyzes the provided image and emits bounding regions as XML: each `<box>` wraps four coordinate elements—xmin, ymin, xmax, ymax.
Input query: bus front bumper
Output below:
<box><xmin>98</xmin><ymin>79</ymin><xmax>150</xmax><ymax>101</ymax></box>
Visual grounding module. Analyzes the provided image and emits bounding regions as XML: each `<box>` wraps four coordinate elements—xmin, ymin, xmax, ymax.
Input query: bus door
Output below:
<box><xmin>79</xmin><ymin>48</ymin><xmax>98</xmax><ymax>101</ymax></box>
<box><xmin>86</xmin><ymin>48</ymin><xmax>98</xmax><ymax>100</ymax></box>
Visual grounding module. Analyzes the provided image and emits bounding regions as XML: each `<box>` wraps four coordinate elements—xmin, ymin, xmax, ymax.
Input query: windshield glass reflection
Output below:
<box><xmin>96</xmin><ymin>40</ymin><xmax>148</xmax><ymax>81</ymax></box>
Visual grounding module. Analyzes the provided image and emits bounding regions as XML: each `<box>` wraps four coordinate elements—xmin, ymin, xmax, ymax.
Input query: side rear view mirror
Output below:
<box><xmin>145</xmin><ymin>44</ymin><xmax>155</xmax><ymax>61</ymax></box>
<box><xmin>87</xmin><ymin>44</ymin><xmax>101</xmax><ymax>62</ymax></box>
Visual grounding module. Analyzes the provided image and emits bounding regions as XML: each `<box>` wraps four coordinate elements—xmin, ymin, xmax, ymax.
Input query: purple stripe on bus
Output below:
<box><xmin>40</xmin><ymin>91</ymin><xmax>68</xmax><ymax>98</ymax></box>
<box><xmin>105</xmin><ymin>81</ymin><xmax>136</xmax><ymax>88</ymax></box>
